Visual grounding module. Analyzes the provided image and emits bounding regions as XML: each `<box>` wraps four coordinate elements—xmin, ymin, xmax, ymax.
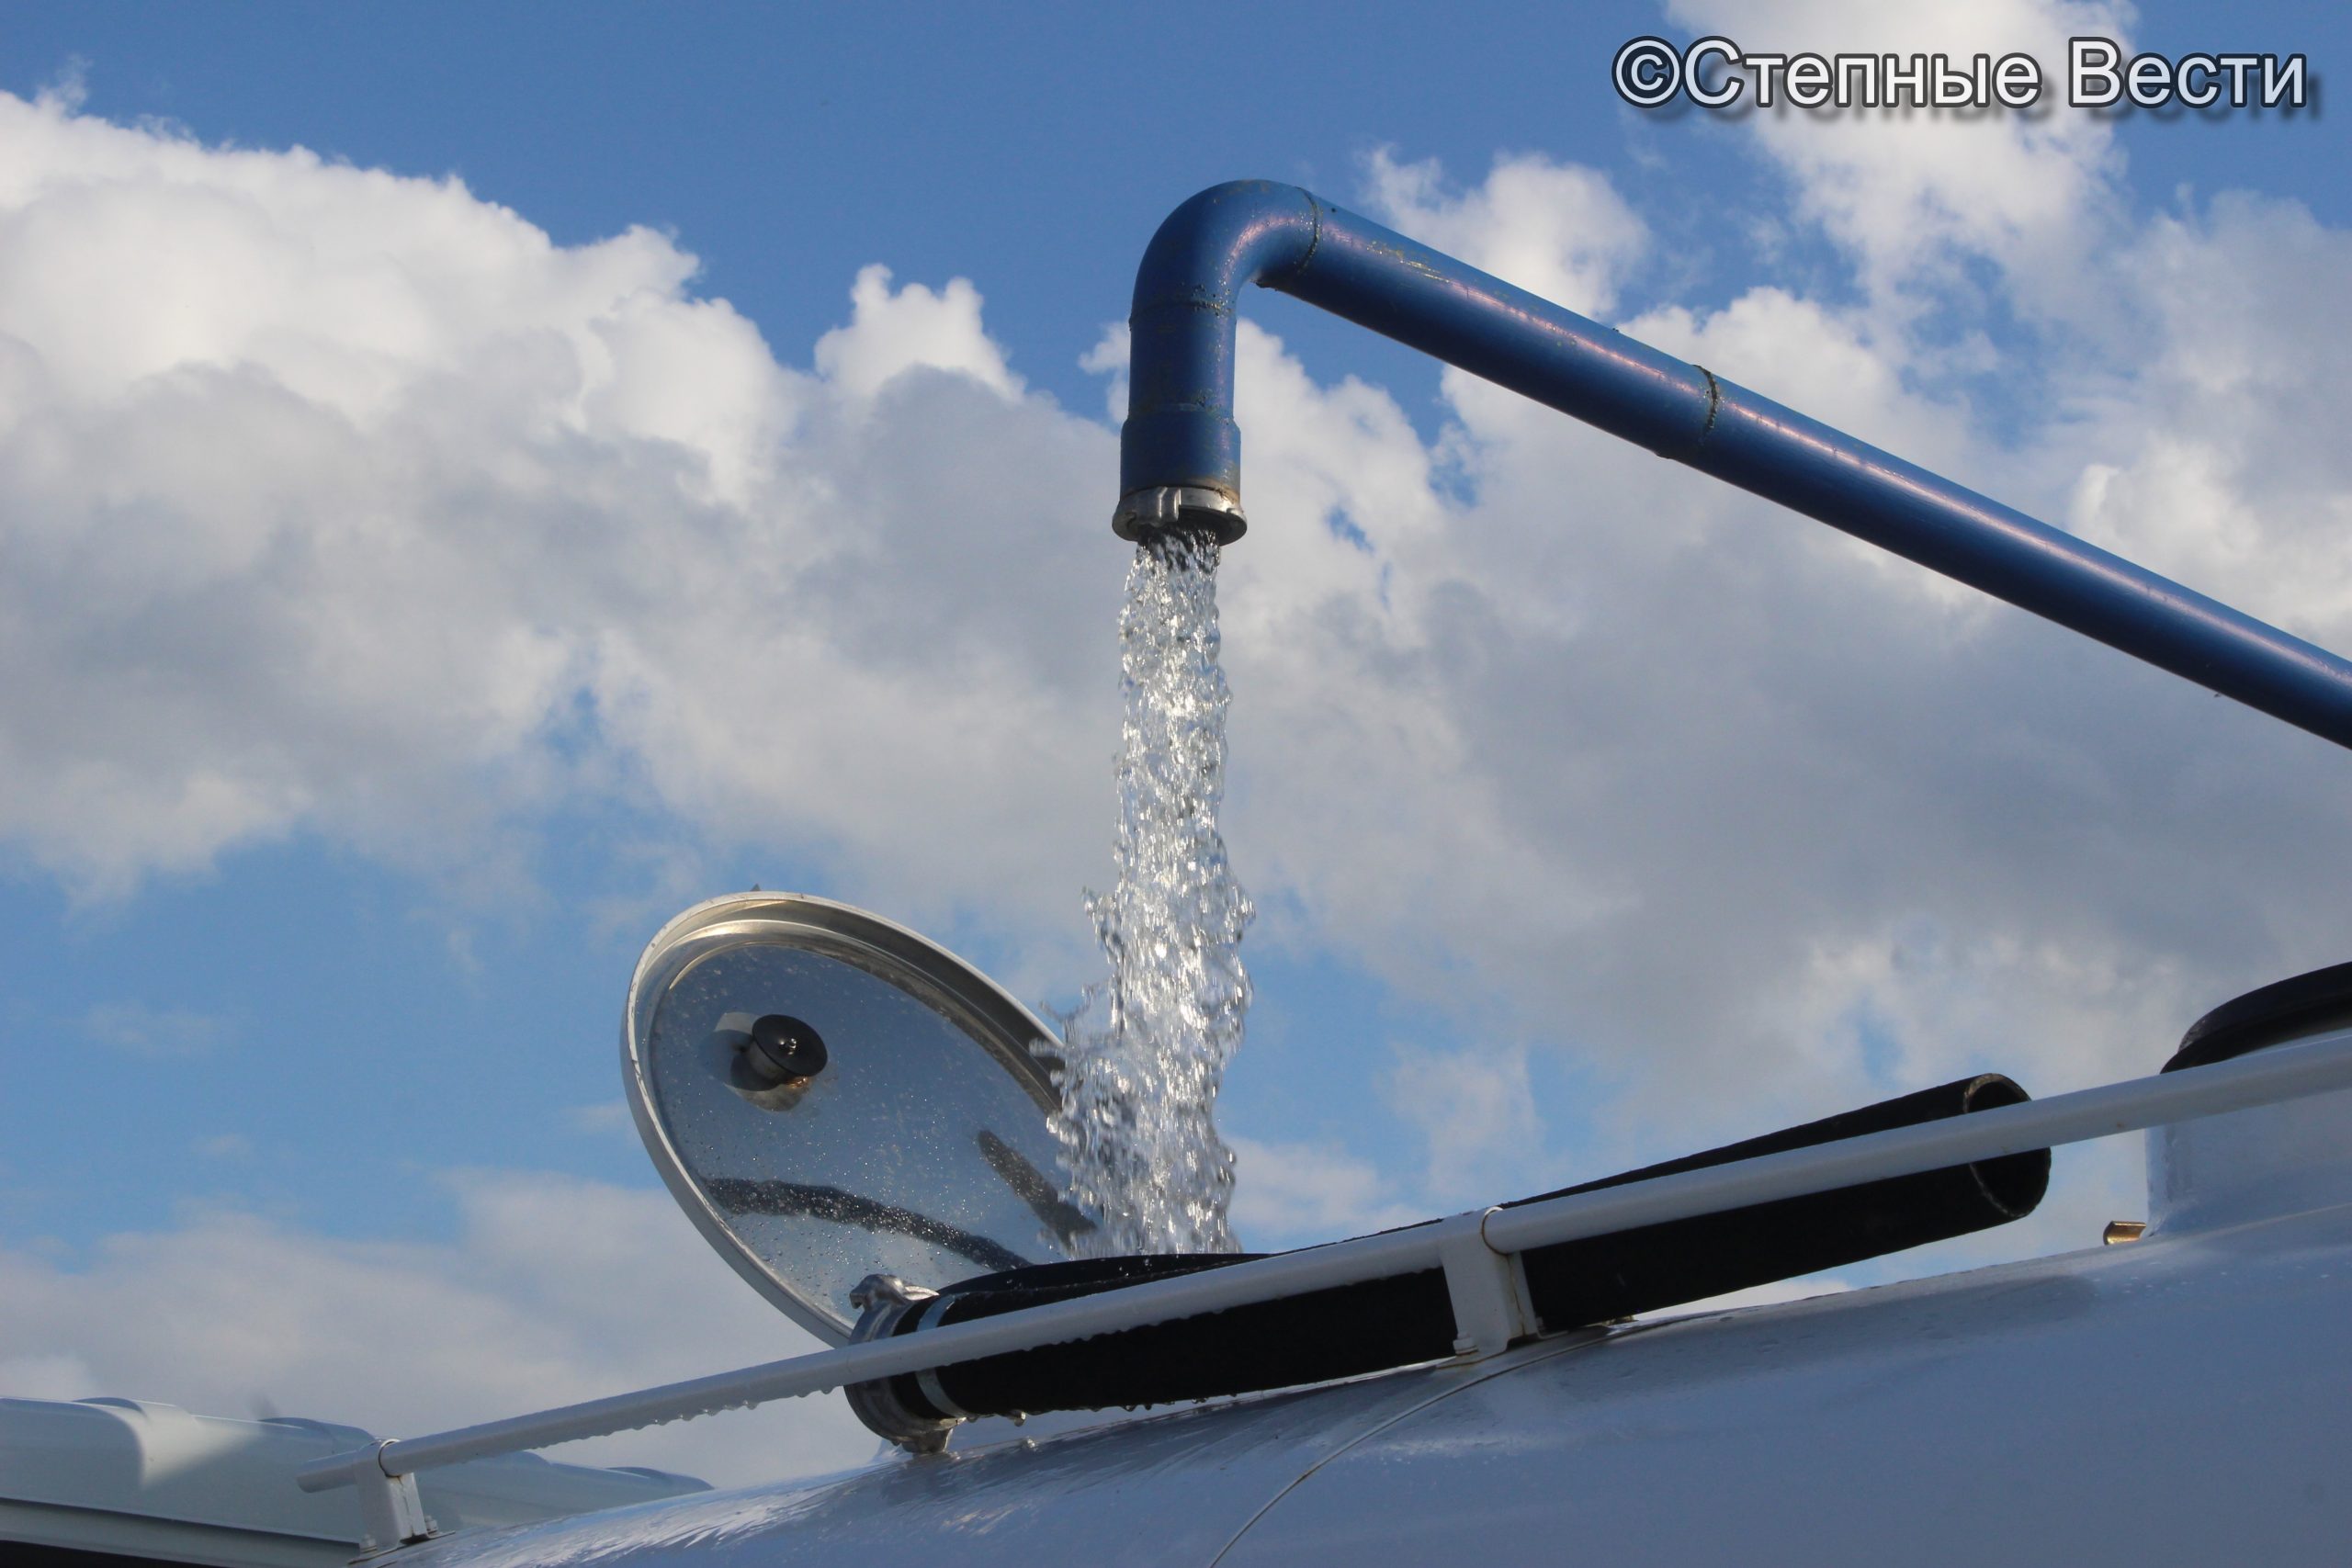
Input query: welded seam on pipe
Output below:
<box><xmin>1282</xmin><ymin>196</ymin><xmax>1323</xmax><ymax>288</ymax></box>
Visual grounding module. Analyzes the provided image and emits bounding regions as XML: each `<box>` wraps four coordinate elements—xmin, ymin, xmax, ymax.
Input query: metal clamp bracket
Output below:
<box><xmin>354</xmin><ymin>1442</ymin><xmax>436</xmax><ymax>1557</ymax></box>
<box><xmin>1436</xmin><ymin>1208</ymin><xmax>1539</xmax><ymax>1358</ymax></box>
<box><xmin>842</xmin><ymin>1273</ymin><xmax>961</xmax><ymax>1453</ymax></box>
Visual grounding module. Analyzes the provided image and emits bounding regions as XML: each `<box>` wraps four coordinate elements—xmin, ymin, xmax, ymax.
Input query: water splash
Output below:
<box><xmin>1053</xmin><ymin>528</ymin><xmax>1254</xmax><ymax>1256</ymax></box>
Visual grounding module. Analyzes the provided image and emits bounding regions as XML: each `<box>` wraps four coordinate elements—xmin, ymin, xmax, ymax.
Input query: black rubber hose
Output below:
<box><xmin>1510</xmin><ymin>1074</ymin><xmax>2046</xmax><ymax>1328</ymax></box>
<box><xmin>2165</xmin><ymin>959</ymin><xmax>2352</xmax><ymax>1073</ymax></box>
<box><xmin>858</xmin><ymin>1074</ymin><xmax>2048</xmax><ymax>1423</ymax></box>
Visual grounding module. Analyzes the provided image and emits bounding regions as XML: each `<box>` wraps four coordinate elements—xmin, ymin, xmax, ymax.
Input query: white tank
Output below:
<box><xmin>381</xmin><ymin>1074</ymin><xmax>2352</xmax><ymax>1568</ymax></box>
<box><xmin>0</xmin><ymin>1395</ymin><xmax>707</xmax><ymax>1565</ymax></box>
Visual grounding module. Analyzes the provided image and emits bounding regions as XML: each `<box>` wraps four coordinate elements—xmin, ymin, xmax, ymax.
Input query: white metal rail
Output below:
<box><xmin>298</xmin><ymin>1031</ymin><xmax>2352</xmax><ymax>1548</ymax></box>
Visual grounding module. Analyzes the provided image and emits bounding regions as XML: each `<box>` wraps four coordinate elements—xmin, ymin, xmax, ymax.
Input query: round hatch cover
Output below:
<box><xmin>624</xmin><ymin>893</ymin><xmax>1091</xmax><ymax>1343</ymax></box>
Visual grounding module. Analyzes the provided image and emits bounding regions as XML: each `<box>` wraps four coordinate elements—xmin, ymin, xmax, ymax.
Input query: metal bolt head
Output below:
<box><xmin>743</xmin><ymin>1014</ymin><xmax>828</xmax><ymax>1084</ymax></box>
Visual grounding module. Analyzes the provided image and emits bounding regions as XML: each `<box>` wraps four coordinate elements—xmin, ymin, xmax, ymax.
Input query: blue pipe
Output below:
<box><xmin>1114</xmin><ymin>180</ymin><xmax>2352</xmax><ymax>754</ymax></box>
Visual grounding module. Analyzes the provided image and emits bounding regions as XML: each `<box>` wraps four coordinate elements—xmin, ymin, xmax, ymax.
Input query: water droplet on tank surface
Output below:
<box><xmin>1054</xmin><ymin>528</ymin><xmax>1254</xmax><ymax>1257</ymax></box>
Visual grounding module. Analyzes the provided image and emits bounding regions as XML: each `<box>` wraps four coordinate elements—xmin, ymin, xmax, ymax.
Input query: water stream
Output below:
<box><xmin>1051</xmin><ymin>528</ymin><xmax>1254</xmax><ymax>1257</ymax></box>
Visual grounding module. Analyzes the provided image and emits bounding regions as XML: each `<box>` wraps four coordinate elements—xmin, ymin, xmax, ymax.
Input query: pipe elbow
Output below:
<box><xmin>1131</xmin><ymin>181</ymin><xmax>1321</xmax><ymax>317</ymax></box>
<box><xmin>1117</xmin><ymin>183</ymin><xmax>1321</xmax><ymax>540</ymax></box>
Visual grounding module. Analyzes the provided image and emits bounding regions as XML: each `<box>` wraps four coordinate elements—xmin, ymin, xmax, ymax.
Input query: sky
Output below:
<box><xmin>2</xmin><ymin>0</ymin><xmax>2348</xmax><ymax>1493</ymax></box>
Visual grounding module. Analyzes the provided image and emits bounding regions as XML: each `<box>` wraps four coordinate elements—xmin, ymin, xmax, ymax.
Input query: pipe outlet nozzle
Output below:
<box><xmin>1112</xmin><ymin>485</ymin><xmax>1247</xmax><ymax>546</ymax></box>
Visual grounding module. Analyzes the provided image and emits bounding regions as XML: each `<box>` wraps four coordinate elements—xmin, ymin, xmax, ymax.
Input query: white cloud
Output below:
<box><xmin>2064</xmin><ymin>193</ymin><xmax>2352</xmax><ymax>632</ymax></box>
<box><xmin>1361</xmin><ymin>148</ymin><xmax>1648</xmax><ymax>317</ymax></box>
<box><xmin>0</xmin><ymin>1350</ymin><xmax>99</xmax><ymax>1401</ymax></box>
<box><xmin>1382</xmin><ymin>1043</ymin><xmax>1547</xmax><ymax>1204</ymax></box>
<box><xmin>1227</xmin><ymin>1136</ymin><xmax>1422</xmax><ymax>1248</ymax></box>
<box><xmin>0</xmin><ymin>1172</ymin><xmax>872</xmax><ymax>1488</ymax></box>
<box><xmin>1662</xmin><ymin>0</ymin><xmax>2134</xmax><ymax>328</ymax></box>
<box><xmin>812</xmin><ymin>264</ymin><xmax>1018</xmax><ymax>403</ymax></box>
<box><xmin>562</xmin><ymin>1100</ymin><xmax>632</xmax><ymax>1135</ymax></box>
<box><xmin>80</xmin><ymin>1001</ymin><xmax>228</xmax><ymax>1058</ymax></box>
<box><xmin>0</xmin><ymin>88</ymin><xmax>1120</xmax><ymax>941</ymax></box>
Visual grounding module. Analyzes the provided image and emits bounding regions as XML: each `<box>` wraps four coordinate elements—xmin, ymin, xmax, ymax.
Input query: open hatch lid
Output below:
<box><xmin>624</xmin><ymin>893</ymin><xmax>1087</xmax><ymax>1344</ymax></box>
